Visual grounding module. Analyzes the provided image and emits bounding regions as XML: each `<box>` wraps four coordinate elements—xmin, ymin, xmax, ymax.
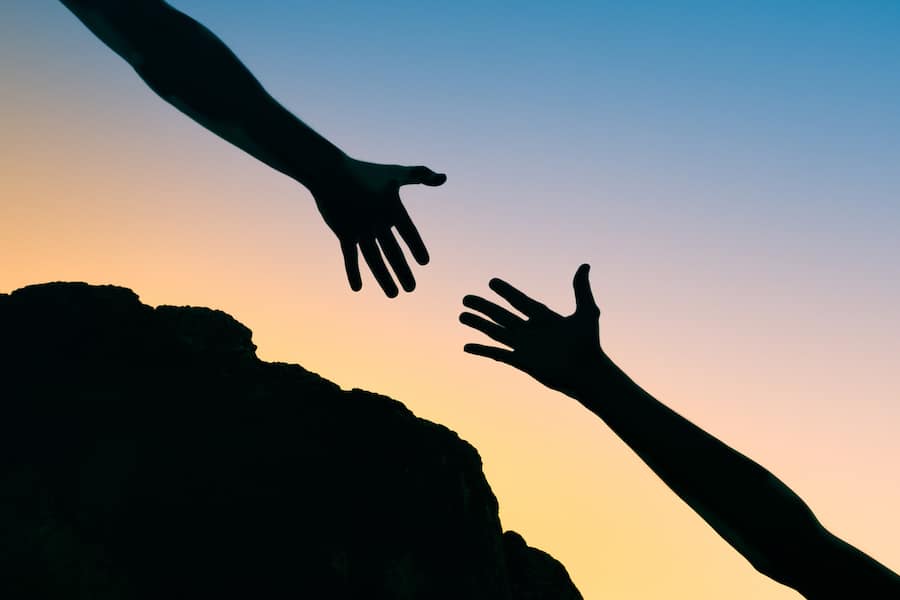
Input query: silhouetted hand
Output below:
<box><xmin>460</xmin><ymin>264</ymin><xmax>604</xmax><ymax>394</ymax></box>
<box><xmin>59</xmin><ymin>0</ymin><xmax>447</xmax><ymax>299</ymax></box>
<box><xmin>462</xmin><ymin>267</ymin><xmax>900</xmax><ymax>596</ymax></box>
<box><xmin>314</xmin><ymin>157</ymin><xmax>446</xmax><ymax>297</ymax></box>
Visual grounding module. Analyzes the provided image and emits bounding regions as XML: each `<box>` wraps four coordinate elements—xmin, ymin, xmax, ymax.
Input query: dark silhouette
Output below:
<box><xmin>460</xmin><ymin>264</ymin><xmax>900</xmax><ymax>599</ymax></box>
<box><xmin>59</xmin><ymin>0</ymin><xmax>446</xmax><ymax>297</ymax></box>
<box><xmin>0</xmin><ymin>282</ymin><xmax>581</xmax><ymax>599</ymax></box>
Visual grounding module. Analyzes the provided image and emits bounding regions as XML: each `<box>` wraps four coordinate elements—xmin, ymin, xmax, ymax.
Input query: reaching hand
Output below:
<box><xmin>460</xmin><ymin>264</ymin><xmax>604</xmax><ymax>395</ymax></box>
<box><xmin>59</xmin><ymin>0</ymin><xmax>447</xmax><ymax>299</ymax></box>
<box><xmin>312</xmin><ymin>157</ymin><xmax>446</xmax><ymax>297</ymax></box>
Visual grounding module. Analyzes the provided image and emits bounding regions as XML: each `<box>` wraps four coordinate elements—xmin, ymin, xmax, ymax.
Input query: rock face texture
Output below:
<box><xmin>0</xmin><ymin>283</ymin><xmax>582</xmax><ymax>599</ymax></box>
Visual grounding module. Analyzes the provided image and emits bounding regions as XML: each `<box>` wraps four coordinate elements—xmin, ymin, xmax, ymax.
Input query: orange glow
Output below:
<box><xmin>3</xmin><ymin>13</ymin><xmax>898</xmax><ymax>598</ymax></box>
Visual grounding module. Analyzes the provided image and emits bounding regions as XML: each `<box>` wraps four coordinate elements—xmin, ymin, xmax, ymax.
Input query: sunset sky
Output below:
<box><xmin>2</xmin><ymin>1</ymin><xmax>899</xmax><ymax>597</ymax></box>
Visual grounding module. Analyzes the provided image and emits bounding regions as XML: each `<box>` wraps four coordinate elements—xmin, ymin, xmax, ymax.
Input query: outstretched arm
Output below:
<box><xmin>460</xmin><ymin>265</ymin><xmax>900</xmax><ymax>599</ymax></box>
<box><xmin>59</xmin><ymin>0</ymin><xmax>446</xmax><ymax>296</ymax></box>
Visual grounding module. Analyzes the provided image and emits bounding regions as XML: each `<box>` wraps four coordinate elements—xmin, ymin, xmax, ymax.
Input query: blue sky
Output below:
<box><xmin>3</xmin><ymin>2</ymin><xmax>899</xmax><ymax>597</ymax></box>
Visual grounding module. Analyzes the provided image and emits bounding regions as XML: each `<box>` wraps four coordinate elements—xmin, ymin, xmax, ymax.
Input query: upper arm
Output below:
<box><xmin>790</xmin><ymin>526</ymin><xmax>900</xmax><ymax>599</ymax></box>
<box><xmin>712</xmin><ymin>474</ymin><xmax>899</xmax><ymax>598</ymax></box>
<box><xmin>59</xmin><ymin>0</ymin><xmax>171</xmax><ymax>67</ymax></box>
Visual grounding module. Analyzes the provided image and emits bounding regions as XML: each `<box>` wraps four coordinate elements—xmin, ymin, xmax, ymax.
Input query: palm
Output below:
<box><xmin>313</xmin><ymin>158</ymin><xmax>446</xmax><ymax>297</ymax></box>
<box><xmin>460</xmin><ymin>264</ymin><xmax>602</xmax><ymax>395</ymax></box>
<box><xmin>514</xmin><ymin>312</ymin><xmax>599</xmax><ymax>391</ymax></box>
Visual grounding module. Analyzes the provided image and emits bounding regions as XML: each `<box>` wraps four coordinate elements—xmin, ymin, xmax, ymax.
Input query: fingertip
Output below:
<box><xmin>575</xmin><ymin>263</ymin><xmax>590</xmax><ymax>280</ymax></box>
<box><xmin>405</xmin><ymin>166</ymin><xmax>431</xmax><ymax>185</ymax></box>
<box><xmin>573</xmin><ymin>263</ymin><xmax>599</xmax><ymax>314</ymax></box>
<box><xmin>379</xmin><ymin>277</ymin><xmax>399</xmax><ymax>299</ymax></box>
<box><xmin>382</xmin><ymin>276</ymin><xmax>400</xmax><ymax>298</ymax></box>
<box><xmin>395</xmin><ymin>208</ymin><xmax>429</xmax><ymax>265</ymax></box>
<box><xmin>574</xmin><ymin>263</ymin><xmax>591</xmax><ymax>285</ymax></box>
<box><xmin>348</xmin><ymin>271</ymin><xmax>362</xmax><ymax>292</ymax></box>
<box><xmin>400</xmin><ymin>278</ymin><xmax>416</xmax><ymax>293</ymax></box>
<box><xmin>347</xmin><ymin>272</ymin><xmax>363</xmax><ymax>291</ymax></box>
<box><xmin>488</xmin><ymin>277</ymin><xmax>512</xmax><ymax>296</ymax></box>
<box><xmin>347</xmin><ymin>267</ymin><xmax>363</xmax><ymax>289</ymax></box>
<box><xmin>341</xmin><ymin>241</ymin><xmax>362</xmax><ymax>292</ymax></box>
<box><xmin>406</xmin><ymin>166</ymin><xmax>446</xmax><ymax>187</ymax></box>
<box><xmin>418</xmin><ymin>166</ymin><xmax>446</xmax><ymax>187</ymax></box>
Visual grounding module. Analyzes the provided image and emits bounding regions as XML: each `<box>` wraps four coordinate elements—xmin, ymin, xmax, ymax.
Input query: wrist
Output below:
<box><xmin>565</xmin><ymin>347</ymin><xmax>620</xmax><ymax>403</ymax></box>
<box><xmin>291</xmin><ymin>141</ymin><xmax>349</xmax><ymax>193</ymax></box>
<box><xmin>264</xmin><ymin>102</ymin><xmax>348</xmax><ymax>191</ymax></box>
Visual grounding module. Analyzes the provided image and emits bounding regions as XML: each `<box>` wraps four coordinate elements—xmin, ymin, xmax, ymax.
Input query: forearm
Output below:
<box><xmin>61</xmin><ymin>0</ymin><xmax>346</xmax><ymax>189</ymax></box>
<box><xmin>571</xmin><ymin>353</ymin><xmax>823</xmax><ymax>586</ymax></box>
<box><xmin>461</xmin><ymin>266</ymin><xmax>898</xmax><ymax>595</ymax></box>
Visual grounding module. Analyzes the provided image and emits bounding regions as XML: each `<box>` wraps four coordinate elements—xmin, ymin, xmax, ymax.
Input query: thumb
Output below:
<box><xmin>403</xmin><ymin>165</ymin><xmax>447</xmax><ymax>187</ymax></box>
<box><xmin>573</xmin><ymin>264</ymin><xmax>599</xmax><ymax>316</ymax></box>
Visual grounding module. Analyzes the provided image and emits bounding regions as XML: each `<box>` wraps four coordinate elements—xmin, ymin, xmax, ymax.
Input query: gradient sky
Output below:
<box><xmin>3</xmin><ymin>1</ymin><xmax>899</xmax><ymax>598</ymax></box>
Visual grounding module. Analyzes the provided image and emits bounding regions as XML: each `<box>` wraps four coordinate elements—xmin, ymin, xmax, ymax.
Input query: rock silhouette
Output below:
<box><xmin>0</xmin><ymin>283</ymin><xmax>581</xmax><ymax>599</ymax></box>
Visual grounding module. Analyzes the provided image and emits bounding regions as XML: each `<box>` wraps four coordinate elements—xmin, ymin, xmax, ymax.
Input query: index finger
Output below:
<box><xmin>360</xmin><ymin>239</ymin><xmax>399</xmax><ymax>298</ymax></box>
<box><xmin>395</xmin><ymin>204</ymin><xmax>429</xmax><ymax>265</ymax></box>
<box><xmin>488</xmin><ymin>278</ymin><xmax>550</xmax><ymax>318</ymax></box>
<box><xmin>341</xmin><ymin>240</ymin><xmax>362</xmax><ymax>292</ymax></box>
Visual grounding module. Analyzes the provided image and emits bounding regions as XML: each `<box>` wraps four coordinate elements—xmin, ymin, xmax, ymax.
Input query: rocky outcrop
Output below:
<box><xmin>0</xmin><ymin>283</ymin><xmax>582</xmax><ymax>599</ymax></box>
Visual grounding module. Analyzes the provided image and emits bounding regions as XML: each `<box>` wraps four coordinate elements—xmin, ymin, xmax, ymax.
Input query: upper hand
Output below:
<box><xmin>312</xmin><ymin>156</ymin><xmax>446</xmax><ymax>297</ymax></box>
<box><xmin>460</xmin><ymin>264</ymin><xmax>604</xmax><ymax>395</ymax></box>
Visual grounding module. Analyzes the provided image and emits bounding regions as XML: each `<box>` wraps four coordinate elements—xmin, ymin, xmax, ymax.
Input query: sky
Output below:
<box><xmin>2</xmin><ymin>1</ymin><xmax>899</xmax><ymax>597</ymax></box>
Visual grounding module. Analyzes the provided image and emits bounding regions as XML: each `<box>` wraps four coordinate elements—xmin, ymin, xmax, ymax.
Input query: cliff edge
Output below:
<box><xmin>0</xmin><ymin>283</ymin><xmax>582</xmax><ymax>599</ymax></box>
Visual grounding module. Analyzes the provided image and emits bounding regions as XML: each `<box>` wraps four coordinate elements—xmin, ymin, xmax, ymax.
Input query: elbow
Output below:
<box><xmin>744</xmin><ymin>509</ymin><xmax>828</xmax><ymax>594</ymax></box>
<box><xmin>723</xmin><ymin>473</ymin><xmax>826</xmax><ymax>592</ymax></box>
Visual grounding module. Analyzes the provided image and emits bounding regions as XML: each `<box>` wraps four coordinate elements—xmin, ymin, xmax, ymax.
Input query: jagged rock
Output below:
<box><xmin>0</xmin><ymin>283</ymin><xmax>582</xmax><ymax>599</ymax></box>
<box><xmin>503</xmin><ymin>531</ymin><xmax>584</xmax><ymax>600</ymax></box>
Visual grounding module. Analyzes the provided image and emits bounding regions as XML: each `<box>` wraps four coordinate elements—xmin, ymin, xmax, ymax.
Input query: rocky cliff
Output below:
<box><xmin>0</xmin><ymin>283</ymin><xmax>582</xmax><ymax>599</ymax></box>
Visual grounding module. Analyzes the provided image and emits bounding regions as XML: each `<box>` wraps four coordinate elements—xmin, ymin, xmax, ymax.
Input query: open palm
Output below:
<box><xmin>313</xmin><ymin>157</ymin><xmax>446</xmax><ymax>297</ymax></box>
<box><xmin>460</xmin><ymin>264</ymin><xmax>604</xmax><ymax>395</ymax></box>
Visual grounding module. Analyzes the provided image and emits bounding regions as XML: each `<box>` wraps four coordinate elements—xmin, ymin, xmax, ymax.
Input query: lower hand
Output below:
<box><xmin>460</xmin><ymin>264</ymin><xmax>604</xmax><ymax>395</ymax></box>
